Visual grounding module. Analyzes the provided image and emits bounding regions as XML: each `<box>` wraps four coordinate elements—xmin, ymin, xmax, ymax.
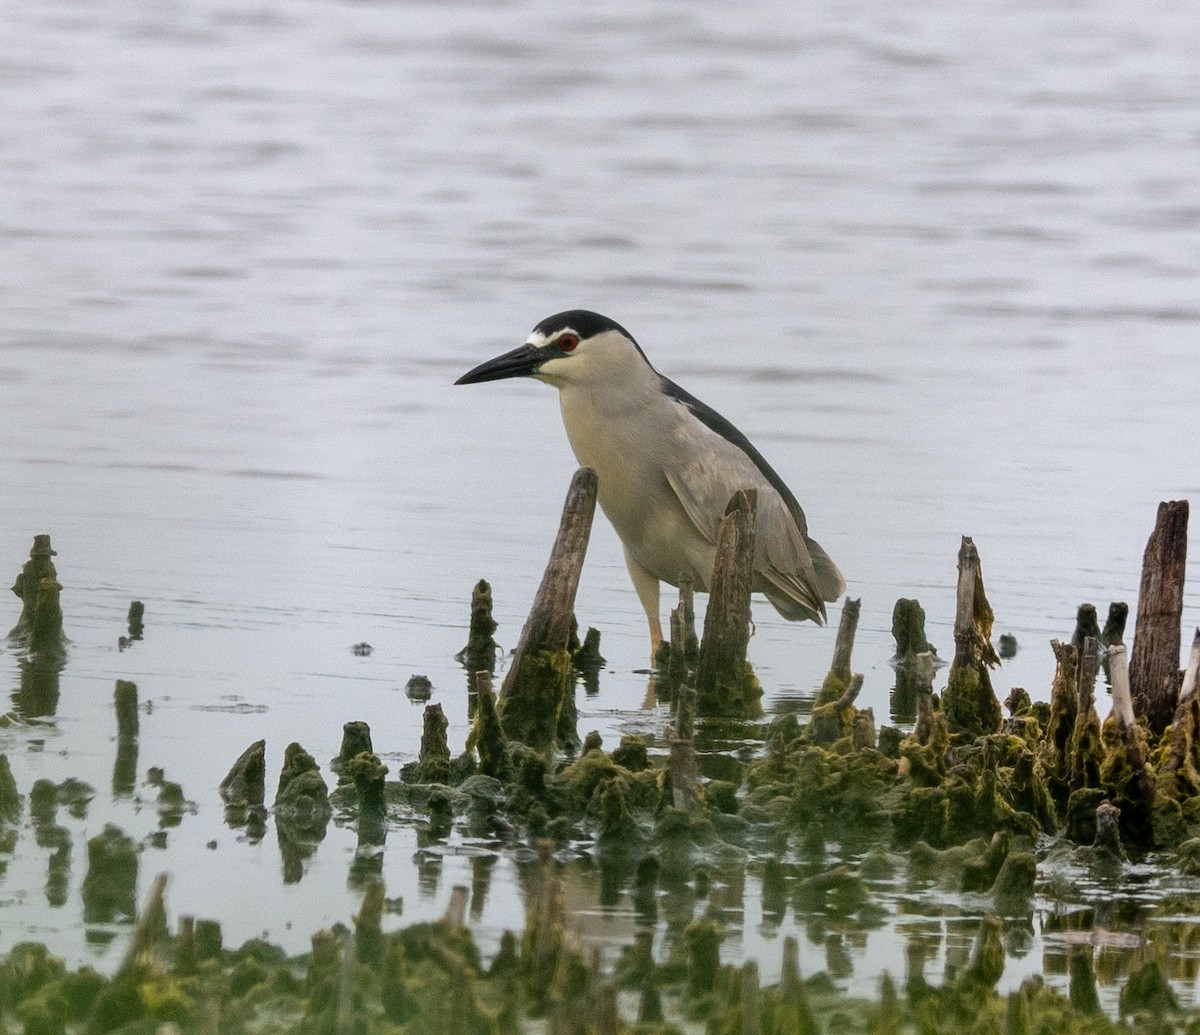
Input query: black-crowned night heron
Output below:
<box><xmin>456</xmin><ymin>310</ymin><xmax>845</xmax><ymax>654</ymax></box>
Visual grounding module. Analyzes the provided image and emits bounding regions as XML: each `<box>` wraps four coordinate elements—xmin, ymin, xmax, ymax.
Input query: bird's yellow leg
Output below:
<box><xmin>623</xmin><ymin>548</ymin><xmax>663</xmax><ymax>663</ymax></box>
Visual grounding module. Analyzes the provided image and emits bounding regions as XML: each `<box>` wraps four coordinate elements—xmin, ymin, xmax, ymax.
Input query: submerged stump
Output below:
<box><xmin>816</xmin><ymin>597</ymin><xmax>860</xmax><ymax>705</ymax></box>
<box><xmin>8</xmin><ymin>535</ymin><xmax>66</xmax><ymax>659</ymax></box>
<box><xmin>499</xmin><ymin>467</ymin><xmax>597</xmax><ymax>754</ymax></box>
<box><xmin>695</xmin><ymin>489</ymin><xmax>762</xmax><ymax>717</ymax></box>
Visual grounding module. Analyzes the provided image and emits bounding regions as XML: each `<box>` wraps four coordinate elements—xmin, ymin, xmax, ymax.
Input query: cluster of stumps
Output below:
<box><xmin>2</xmin><ymin>481</ymin><xmax>1198</xmax><ymax>1033</ymax></box>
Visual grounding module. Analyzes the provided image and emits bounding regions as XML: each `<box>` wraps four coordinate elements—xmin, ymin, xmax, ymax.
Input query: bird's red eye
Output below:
<box><xmin>557</xmin><ymin>334</ymin><xmax>579</xmax><ymax>352</ymax></box>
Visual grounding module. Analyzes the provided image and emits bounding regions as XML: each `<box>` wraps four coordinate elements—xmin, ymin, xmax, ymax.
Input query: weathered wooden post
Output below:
<box><xmin>1130</xmin><ymin>500</ymin><xmax>1188</xmax><ymax>737</ymax></box>
<box><xmin>695</xmin><ymin>489</ymin><xmax>762</xmax><ymax>717</ymax></box>
<box><xmin>891</xmin><ymin>598</ymin><xmax>937</xmax><ymax>724</ymax></box>
<box><xmin>942</xmin><ymin>537</ymin><xmax>1001</xmax><ymax>740</ymax></box>
<box><xmin>815</xmin><ymin>597</ymin><xmax>860</xmax><ymax>704</ymax></box>
<box><xmin>499</xmin><ymin>467</ymin><xmax>597</xmax><ymax>752</ymax></box>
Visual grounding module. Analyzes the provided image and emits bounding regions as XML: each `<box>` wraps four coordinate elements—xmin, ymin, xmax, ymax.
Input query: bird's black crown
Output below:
<box><xmin>532</xmin><ymin>309</ymin><xmax>638</xmax><ymax>345</ymax></box>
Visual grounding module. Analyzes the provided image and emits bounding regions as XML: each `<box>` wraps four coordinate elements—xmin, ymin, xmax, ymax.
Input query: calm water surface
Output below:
<box><xmin>1</xmin><ymin>0</ymin><xmax>1199</xmax><ymax>1010</ymax></box>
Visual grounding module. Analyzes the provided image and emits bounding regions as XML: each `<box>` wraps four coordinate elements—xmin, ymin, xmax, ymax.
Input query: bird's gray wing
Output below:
<box><xmin>663</xmin><ymin>445</ymin><xmax>841</xmax><ymax>623</ymax></box>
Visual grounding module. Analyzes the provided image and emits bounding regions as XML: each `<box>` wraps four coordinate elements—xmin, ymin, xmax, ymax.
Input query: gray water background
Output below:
<box><xmin>2</xmin><ymin>0</ymin><xmax>1199</xmax><ymax>1007</ymax></box>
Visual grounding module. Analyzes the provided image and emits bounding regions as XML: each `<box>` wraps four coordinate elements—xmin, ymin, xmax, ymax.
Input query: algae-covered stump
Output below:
<box><xmin>458</xmin><ymin>578</ymin><xmax>500</xmax><ymax>673</ymax></box>
<box><xmin>219</xmin><ymin>740</ymin><xmax>266</xmax><ymax>809</ymax></box>
<box><xmin>815</xmin><ymin>596</ymin><xmax>860</xmax><ymax>706</ymax></box>
<box><xmin>8</xmin><ymin>534</ymin><xmax>66</xmax><ymax>660</ymax></box>
<box><xmin>694</xmin><ymin>488</ymin><xmax>762</xmax><ymax>717</ymax></box>
<box><xmin>499</xmin><ymin>467</ymin><xmax>597</xmax><ymax>754</ymax></box>
<box><xmin>942</xmin><ymin>536</ymin><xmax>1001</xmax><ymax>741</ymax></box>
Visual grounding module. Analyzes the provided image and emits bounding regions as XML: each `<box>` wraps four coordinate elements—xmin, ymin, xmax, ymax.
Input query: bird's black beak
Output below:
<box><xmin>455</xmin><ymin>343</ymin><xmax>549</xmax><ymax>385</ymax></box>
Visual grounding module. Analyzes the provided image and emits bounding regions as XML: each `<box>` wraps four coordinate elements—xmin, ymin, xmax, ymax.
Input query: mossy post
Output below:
<box><xmin>458</xmin><ymin>579</ymin><xmax>499</xmax><ymax>673</ymax></box>
<box><xmin>8</xmin><ymin>535</ymin><xmax>66</xmax><ymax>660</ymax></box>
<box><xmin>816</xmin><ymin>597</ymin><xmax>860</xmax><ymax>705</ymax></box>
<box><xmin>467</xmin><ymin>669</ymin><xmax>509</xmax><ymax>779</ymax></box>
<box><xmin>219</xmin><ymin>740</ymin><xmax>266</xmax><ymax>809</ymax></box>
<box><xmin>1102</xmin><ymin>601</ymin><xmax>1129</xmax><ymax>646</ymax></box>
<box><xmin>1104</xmin><ymin>644</ymin><xmax>1156</xmax><ymax>844</ymax></box>
<box><xmin>274</xmin><ymin>742</ymin><xmax>332</xmax><ymax>830</ymax></box>
<box><xmin>1159</xmin><ymin>638</ymin><xmax>1200</xmax><ymax>795</ymax></box>
<box><xmin>126</xmin><ymin>600</ymin><xmax>145</xmax><ymax>641</ymax></box>
<box><xmin>349</xmin><ymin>753</ymin><xmax>388</xmax><ymax>846</ymax></box>
<box><xmin>1130</xmin><ymin>500</ymin><xmax>1188</xmax><ymax>737</ymax></box>
<box><xmin>1068</xmin><ymin>637</ymin><xmax>1103</xmax><ymax>796</ymax></box>
<box><xmin>1070</xmin><ymin>604</ymin><xmax>1101</xmax><ymax>652</ymax></box>
<box><xmin>332</xmin><ymin>721</ymin><xmax>373</xmax><ymax>784</ymax></box>
<box><xmin>942</xmin><ymin>537</ymin><xmax>1001</xmax><ymax>740</ymax></box>
<box><xmin>1041</xmin><ymin>640</ymin><xmax>1079</xmax><ymax>808</ymax></box>
<box><xmin>499</xmin><ymin>467</ymin><xmax>597</xmax><ymax>754</ymax></box>
<box><xmin>414</xmin><ymin>703</ymin><xmax>450</xmax><ymax>784</ymax></box>
<box><xmin>695</xmin><ymin>489</ymin><xmax>762</xmax><ymax>717</ymax></box>
<box><xmin>891</xmin><ymin>600</ymin><xmax>935</xmax><ymax>723</ymax></box>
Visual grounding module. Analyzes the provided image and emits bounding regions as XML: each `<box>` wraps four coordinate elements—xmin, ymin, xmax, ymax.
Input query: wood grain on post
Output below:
<box><xmin>506</xmin><ymin>466</ymin><xmax>598</xmax><ymax>669</ymax></box>
<box><xmin>830</xmin><ymin>598</ymin><xmax>860</xmax><ymax>685</ymax></box>
<box><xmin>695</xmin><ymin>489</ymin><xmax>760</xmax><ymax>715</ymax></box>
<box><xmin>1130</xmin><ymin>500</ymin><xmax>1188</xmax><ymax>736</ymax></box>
<box><xmin>942</xmin><ymin>536</ymin><xmax>1001</xmax><ymax>739</ymax></box>
<box><xmin>499</xmin><ymin>467</ymin><xmax>598</xmax><ymax>752</ymax></box>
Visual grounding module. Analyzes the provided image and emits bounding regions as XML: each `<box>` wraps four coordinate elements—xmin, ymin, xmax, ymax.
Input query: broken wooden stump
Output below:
<box><xmin>349</xmin><ymin>753</ymin><xmax>388</xmax><ymax>846</ymax></box>
<box><xmin>1101</xmin><ymin>601</ymin><xmax>1128</xmax><ymax>646</ymax></box>
<box><xmin>499</xmin><ymin>467</ymin><xmax>597</xmax><ymax>753</ymax></box>
<box><xmin>332</xmin><ymin>721</ymin><xmax>373</xmax><ymax>784</ymax></box>
<box><xmin>942</xmin><ymin>537</ymin><xmax>1001</xmax><ymax>740</ymax></box>
<box><xmin>407</xmin><ymin>703</ymin><xmax>450</xmax><ymax>784</ymax></box>
<box><xmin>1130</xmin><ymin>499</ymin><xmax>1188</xmax><ymax>737</ymax></box>
<box><xmin>1070</xmin><ymin>604</ymin><xmax>1101</xmax><ymax>653</ymax></box>
<box><xmin>892</xmin><ymin>597</ymin><xmax>937</xmax><ymax>662</ymax></box>
<box><xmin>695</xmin><ymin>489</ymin><xmax>762</xmax><ymax>717</ymax></box>
<box><xmin>892</xmin><ymin>599</ymin><xmax>940</xmax><ymax>724</ymax></box>
<box><xmin>815</xmin><ymin>597</ymin><xmax>860</xmax><ymax>705</ymax></box>
<box><xmin>662</xmin><ymin>580</ymin><xmax>699</xmax><ymax>694</ymax></box>
<box><xmin>1102</xmin><ymin>644</ymin><xmax>1156</xmax><ymax>846</ymax></box>
<box><xmin>1069</xmin><ymin>637</ymin><xmax>1103</xmax><ymax>795</ymax></box>
<box><xmin>219</xmin><ymin>740</ymin><xmax>266</xmax><ymax>810</ymax></box>
<box><xmin>273</xmin><ymin>742</ymin><xmax>332</xmax><ymax>832</ymax></box>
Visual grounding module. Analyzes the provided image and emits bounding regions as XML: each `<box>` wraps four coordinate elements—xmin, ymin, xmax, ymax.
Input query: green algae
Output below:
<box><xmin>498</xmin><ymin>648</ymin><xmax>574</xmax><ymax>754</ymax></box>
<box><xmin>8</xmin><ymin>535</ymin><xmax>67</xmax><ymax>660</ymax></box>
<box><xmin>458</xmin><ymin>578</ymin><xmax>500</xmax><ymax>673</ymax></box>
<box><xmin>219</xmin><ymin>740</ymin><xmax>266</xmax><ymax>810</ymax></box>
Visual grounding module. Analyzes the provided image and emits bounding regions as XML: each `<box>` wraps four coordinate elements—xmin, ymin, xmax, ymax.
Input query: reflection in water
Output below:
<box><xmin>13</xmin><ymin>657</ymin><xmax>62</xmax><ymax>719</ymax></box>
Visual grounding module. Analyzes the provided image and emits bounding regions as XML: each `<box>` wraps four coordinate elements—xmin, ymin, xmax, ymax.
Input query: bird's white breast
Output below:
<box><xmin>555</xmin><ymin>375</ymin><xmax>722</xmax><ymax>587</ymax></box>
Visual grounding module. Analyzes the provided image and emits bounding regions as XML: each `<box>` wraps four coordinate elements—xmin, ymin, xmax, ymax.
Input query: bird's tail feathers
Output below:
<box><xmin>758</xmin><ymin>569</ymin><xmax>828</xmax><ymax>625</ymax></box>
<box><xmin>805</xmin><ymin>536</ymin><xmax>846</xmax><ymax>603</ymax></box>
